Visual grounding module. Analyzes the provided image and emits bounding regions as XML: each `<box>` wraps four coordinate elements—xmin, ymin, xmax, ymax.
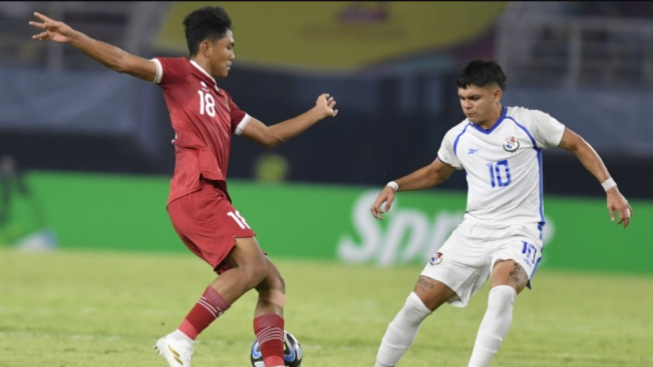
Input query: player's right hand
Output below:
<box><xmin>315</xmin><ymin>93</ymin><xmax>338</xmax><ymax>118</ymax></box>
<box><xmin>370</xmin><ymin>188</ymin><xmax>395</xmax><ymax>220</ymax></box>
<box><xmin>29</xmin><ymin>12</ymin><xmax>75</xmax><ymax>43</ymax></box>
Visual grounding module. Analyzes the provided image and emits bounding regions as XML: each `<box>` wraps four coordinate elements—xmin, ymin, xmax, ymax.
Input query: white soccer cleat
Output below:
<box><xmin>154</xmin><ymin>335</ymin><xmax>194</xmax><ymax>367</ymax></box>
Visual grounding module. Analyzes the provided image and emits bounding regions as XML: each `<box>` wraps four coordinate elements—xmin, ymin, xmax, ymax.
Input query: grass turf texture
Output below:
<box><xmin>1</xmin><ymin>249</ymin><xmax>652</xmax><ymax>367</ymax></box>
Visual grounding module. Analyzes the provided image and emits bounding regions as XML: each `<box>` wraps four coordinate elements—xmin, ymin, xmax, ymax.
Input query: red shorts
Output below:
<box><xmin>167</xmin><ymin>178</ymin><xmax>256</xmax><ymax>273</ymax></box>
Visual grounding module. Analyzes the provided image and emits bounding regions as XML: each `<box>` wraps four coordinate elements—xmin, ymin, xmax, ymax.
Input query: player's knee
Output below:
<box><xmin>272</xmin><ymin>272</ymin><xmax>286</xmax><ymax>292</ymax></box>
<box><xmin>493</xmin><ymin>260</ymin><xmax>529</xmax><ymax>291</ymax></box>
<box><xmin>255</xmin><ymin>269</ymin><xmax>285</xmax><ymax>293</ymax></box>
<box><xmin>241</xmin><ymin>258</ymin><xmax>269</xmax><ymax>288</ymax></box>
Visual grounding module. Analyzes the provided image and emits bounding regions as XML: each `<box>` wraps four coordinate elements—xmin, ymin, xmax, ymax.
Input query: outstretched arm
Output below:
<box><xmin>370</xmin><ymin>158</ymin><xmax>455</xmax><ymax>220</ymax></box>
<box><xmin>558</xmin><ymin>127</ymin><xmax>632</xmax><ymax>228</ymax></box>
<box><xmin>240</xmin><ymin>94</ymin><xmax>338</xmax><ymax>147</ymax></box>
<box><xmin>29</xmin><ymin>12</ymin><xmax>156</xmax><ymax>82</ymax></box>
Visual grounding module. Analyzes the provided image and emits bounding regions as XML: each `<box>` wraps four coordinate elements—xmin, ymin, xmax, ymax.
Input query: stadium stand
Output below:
<box><xmin>497</xmin><ymin>1</ymin><xmax>653</xmax><ymax>88</ymax></box>
<box><xmin>1</xmin><ymin>2</ymin><xmax>651</xmax><ymax>198</ymax></box>
<box><xmin>0</xmin><ymin>1</ymin><xmax>171</xmax><ymax>70</ymax></box>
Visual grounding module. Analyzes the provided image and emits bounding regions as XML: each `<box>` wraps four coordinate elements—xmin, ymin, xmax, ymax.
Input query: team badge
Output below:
<box><xmin>503</xmin><ymin>136</ymin><xmax>520</xmax><ymax>153</ymax></box>
<box><xmin>429</xmin><ymin>252</ymin><xmax>443</xmax><ymax>265</ymax></box>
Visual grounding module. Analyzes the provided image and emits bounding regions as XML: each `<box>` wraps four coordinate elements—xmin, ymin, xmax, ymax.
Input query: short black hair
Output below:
<box><xmin>183</xmin><ymin>6</ymin><xmax>232</xmax><ymax>56</ymax></box>
<box><xmin>456</xmin><ymin>59</ymin><xmax>507</xmax><ymax>91</ymax></box>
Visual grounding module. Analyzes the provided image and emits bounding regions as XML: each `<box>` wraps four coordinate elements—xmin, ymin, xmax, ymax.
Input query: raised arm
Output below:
<box><xmin>558</xmin><ymin>127</ymin><xmax>632</xmax><ymax>228</ymax></box>
<box><xmin>370</xmin><ymin>158</ymin><xmax>455</xmax><ymax>220</ymax></box>
<box><xmin>239</xmin><ymin>94</ymin><xmax>338</xmax><ymax>147</ymax></box>
<box><xmin>29</xmin><ymin>12</ymin><xmax>156</xmax><ymax>82</ymax></box>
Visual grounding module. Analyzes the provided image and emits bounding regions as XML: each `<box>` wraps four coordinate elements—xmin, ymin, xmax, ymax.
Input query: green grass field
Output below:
<box><xmin>1</xmin><ymin>249</ymin><xmax>652</xmax><ymax>367</ymax></box>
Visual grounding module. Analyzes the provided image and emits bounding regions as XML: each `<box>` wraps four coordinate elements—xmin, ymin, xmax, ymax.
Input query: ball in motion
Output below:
<box><xmin>250</xmin><ymin>330</ymin><xmax>303</xmax><ymax>367</ymax></box>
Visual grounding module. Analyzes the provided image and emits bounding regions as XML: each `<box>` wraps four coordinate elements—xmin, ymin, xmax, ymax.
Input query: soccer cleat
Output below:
<box><xmin>154</xmin><ymin>335</ymin><xmax>194</xmax><ymax>367</ymax></box>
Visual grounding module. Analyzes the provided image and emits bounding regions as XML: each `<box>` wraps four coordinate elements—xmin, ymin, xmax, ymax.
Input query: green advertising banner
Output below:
<box><xmin>7</xmin><ymin>171</ymin><xmax>652</xmax><ymax>274</ymax></box>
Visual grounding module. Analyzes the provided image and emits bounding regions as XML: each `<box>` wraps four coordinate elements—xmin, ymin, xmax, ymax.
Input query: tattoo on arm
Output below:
<box><xmin>508</xmin><ymin>262</ymin><xmax>528</xmax><ymax>286</ymax></box>
<box><xmin>559</xmin><ymin>139</ymin><xmax>567</xmax><ymax>148</ymax></box>
<box><xmin>417</xmin><ymin>276</ymin><xmax>435</xmax><ymax>290</ymax></box>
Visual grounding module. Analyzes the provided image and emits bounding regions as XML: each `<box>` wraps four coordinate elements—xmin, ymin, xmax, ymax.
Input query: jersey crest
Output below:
<box><xmin>429</xmin><ymin>252</ymin><xmax>443</xmax><ymax>265</ymax></box>
<box><xmin>503</xmin><ymin>136</ymin><xmax>520</xmax><ymax>153</ymax></box>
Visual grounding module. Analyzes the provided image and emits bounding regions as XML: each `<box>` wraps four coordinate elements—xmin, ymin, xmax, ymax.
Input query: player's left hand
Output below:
<box><xmin>606</xmin><ymin>188</ymin><xmax>632</xmax><ymax>229</ymax></box>
<box><xmin>315</xmin><ymin>93</ymin><xmax>338</xmax><ymax>118</ymax></box>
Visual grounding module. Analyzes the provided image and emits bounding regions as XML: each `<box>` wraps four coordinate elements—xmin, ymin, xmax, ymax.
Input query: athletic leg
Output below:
<box><xmin>181</xmin><ymin>236</ymin><xmax>269</xmax><ymax>337</ymax></box>
<box><xmin>467</xmin><ymin>260</ymin><xmax>529</xmax><ymax>367</ymax></box>
<box><xmin>374</xmin><ymin>276</ymin><xmax>457</xmax><ymax>367</ymax></box>
<box><xmin>375</xmin><ymin>224</ymin><xmax>491</xmax><ymax>367</ymax></box>
<box><xmin>156</xmin><ymin>237</ymin><xmax>268</xmax><ymax>367</ymax></box>
<box><xmin>157</xmin><ymin>181</ymin><xmax>268</xmax><ymax>367</ymax></box>
<box><xmin>252</xmin><ymin>257</ymin><xmax>287</xmax><ymax>367</ymax></box>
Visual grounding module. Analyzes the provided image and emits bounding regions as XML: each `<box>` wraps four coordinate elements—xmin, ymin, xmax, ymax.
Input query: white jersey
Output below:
<box><xmin>437</xmin><ymin>106</ymin><xmax>565</xmax><ymax>231</ymax></box>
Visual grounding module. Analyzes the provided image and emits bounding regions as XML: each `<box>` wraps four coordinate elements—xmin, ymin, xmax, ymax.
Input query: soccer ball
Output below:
<box><xmin>250</xmin><ymin>330</ymin><xmax>303</xmax><ymax>367</ymax></box>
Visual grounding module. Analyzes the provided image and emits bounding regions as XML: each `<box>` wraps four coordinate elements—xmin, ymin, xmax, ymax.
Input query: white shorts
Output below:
<box><xmin>420</xmin><ymin>220</ymin><xmax>543</xmax><ymax>308</ymax></box>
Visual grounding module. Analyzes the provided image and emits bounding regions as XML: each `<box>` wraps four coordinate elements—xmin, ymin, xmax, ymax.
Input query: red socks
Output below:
<box><xmin>176</xmin><ymin>287</ymin><xmax>286</xmax><ymax>367</ymax></box>
<box><xmin>179</xmin><ymin>286</ymin><xmax>231</xmax><ymax>340</ymax></box>
<box><xmin>254</xmin><ymin>314</ymin><xmax>285</xmax><ymax>367</ymax></box>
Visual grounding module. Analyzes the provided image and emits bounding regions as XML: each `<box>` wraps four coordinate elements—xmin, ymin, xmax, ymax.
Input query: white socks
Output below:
<box><xmin>374</xmin><ymin>285</ymin><xmax>518</xmax><ymax>367</ymax></box>
<box><xmin>170</xmin><ymin>329</ymin><xmax>194</xmax><ymax>345</ymax></box>
<box><xmin>375</xmin><ymin>292</ymin><xmax>432</xmax><ymax>367</ymax></box>
<box><xmin>468</xmin><ymin>285</ymin><xmax>517</xmax><ymax>367</ymax></box>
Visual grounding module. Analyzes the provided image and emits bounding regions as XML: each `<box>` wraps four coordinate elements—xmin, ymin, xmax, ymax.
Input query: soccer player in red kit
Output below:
<box><xmin>30</xmin><ymin>6</ymin><xmax>338</xmax><ymax>367</ymax></box>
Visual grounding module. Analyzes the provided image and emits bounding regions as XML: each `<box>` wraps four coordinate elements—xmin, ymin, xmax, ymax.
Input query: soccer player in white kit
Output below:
<box><xmin>369</xmin><ymin>60</ymin><xmax>633</xmax><ymax>367</ymax></box>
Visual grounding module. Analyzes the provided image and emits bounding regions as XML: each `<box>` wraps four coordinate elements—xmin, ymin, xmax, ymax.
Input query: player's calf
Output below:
<box><xmin>375</xmin><ymin>292</ymin><xmax>432</xmax><ymax>367</ymax></box>
<box><xmin>468</xmin><ymin>285</ymin><xmax>517</xmax><ymax>367</ymax></box>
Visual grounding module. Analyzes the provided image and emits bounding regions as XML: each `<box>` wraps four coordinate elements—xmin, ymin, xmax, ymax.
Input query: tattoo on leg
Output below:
<box><xmin>508</xmin><ymin>261</ymin><xmax>528</xmax><ymax>286</ymax></box>
<box><xmin>417</xmin><ymin>276</ymin><xmax>435</xmax><ymax>290</ymax></box>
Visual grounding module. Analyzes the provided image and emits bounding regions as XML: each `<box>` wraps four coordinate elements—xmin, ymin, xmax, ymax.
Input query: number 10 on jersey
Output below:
<box><xmin>486</xmin><ymin>160</ymin><xmax>512</xmax><ymax>188</ymax></box>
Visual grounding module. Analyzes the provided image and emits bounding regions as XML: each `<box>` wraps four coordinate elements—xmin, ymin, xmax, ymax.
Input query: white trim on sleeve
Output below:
<box><xmin>150</xmin><ymin>59</ymin><xmax>163</xmax><ymax>84</ymax></box>
<box><xmin>234</xmin><ymin>114</ymin><xmax>252</xmax><ymax>135</ymax></box>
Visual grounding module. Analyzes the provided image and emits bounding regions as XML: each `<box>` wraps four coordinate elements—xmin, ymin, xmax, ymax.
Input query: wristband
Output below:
<box><xmin>601</xmin><ymin>177</ymin><xmax>617</xmax><ymax>191</ymax></box>
<box><xmin>386</xmin><ymin>181</ymin><xmax>399</xmax><ymax>191</ymax></box>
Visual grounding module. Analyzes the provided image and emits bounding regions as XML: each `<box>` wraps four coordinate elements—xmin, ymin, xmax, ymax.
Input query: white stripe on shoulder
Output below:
<box><xmin>234</xmin><ymin>114</ymin><xmax>251</xmax><ymax>136</ymax></box>
<box><xmin>150</xmin><ymin>59</ymin><xmax>162</xmax><ymax>84</ymax></box>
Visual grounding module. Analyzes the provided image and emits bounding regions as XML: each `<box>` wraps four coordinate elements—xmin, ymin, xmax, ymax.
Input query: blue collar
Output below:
<box><xmin>469</xmin><ymin>106</ymin><xmax>507</xmax><ymax>135</ymax></box>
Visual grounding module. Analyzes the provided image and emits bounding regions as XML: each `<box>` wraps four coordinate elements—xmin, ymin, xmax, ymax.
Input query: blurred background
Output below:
<box><xmin>0</xmin><ymin>1</ymin><xmax>651</xmax><ymax>272</ymax></box>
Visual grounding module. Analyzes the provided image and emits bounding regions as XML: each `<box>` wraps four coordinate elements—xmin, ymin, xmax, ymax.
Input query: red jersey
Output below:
<box><xmin>151</xmin><ymin>57</ymin><xmax>250</xmax><ymax>205</ymax></box>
